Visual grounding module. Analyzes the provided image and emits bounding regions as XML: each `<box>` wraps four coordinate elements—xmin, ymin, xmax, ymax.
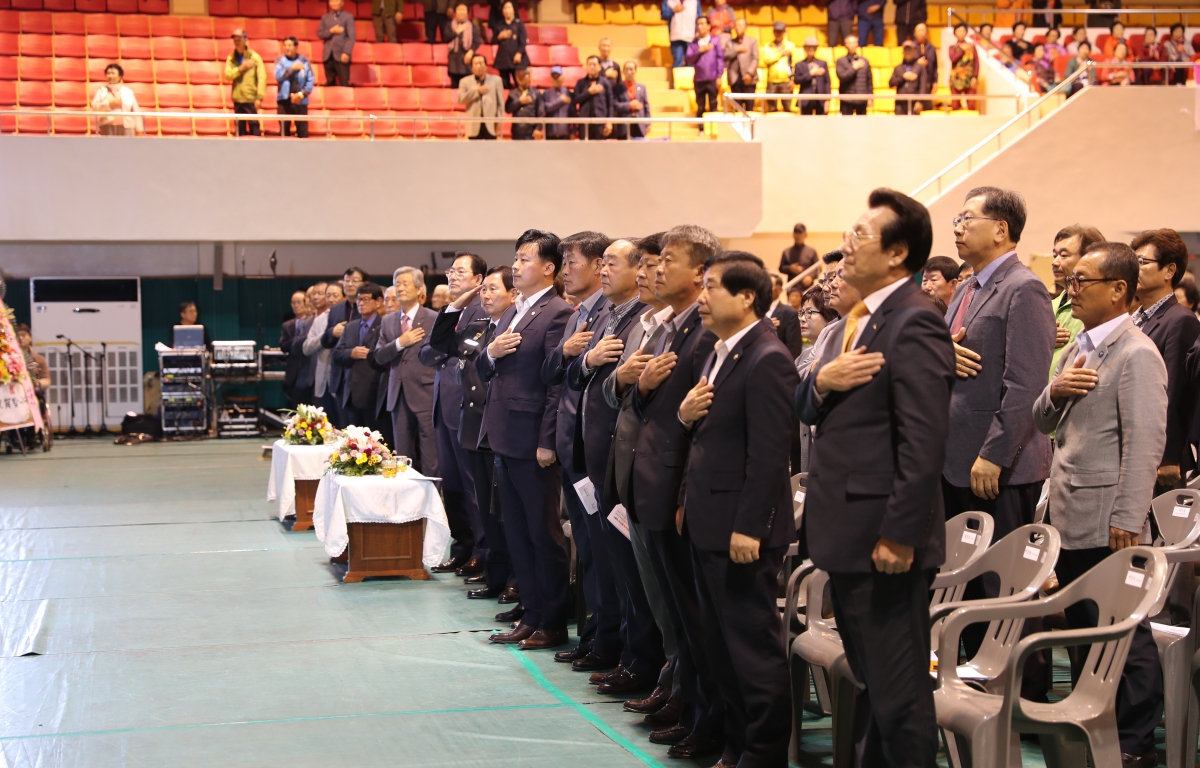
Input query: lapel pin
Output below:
<box><xmin>872</xmin><ymin>324</ymin><xmax>877</xmax><ymax>330</ymax></box>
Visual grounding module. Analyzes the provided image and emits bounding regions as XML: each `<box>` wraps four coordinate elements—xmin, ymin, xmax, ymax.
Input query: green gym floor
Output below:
<box><xmin>0</xmin><ymin>440</ymin><xmax>1155</xmax><ymax>766</ymax></box>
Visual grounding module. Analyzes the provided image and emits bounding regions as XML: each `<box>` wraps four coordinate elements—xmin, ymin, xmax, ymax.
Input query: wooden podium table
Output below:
<box><xmin>267</xmin><ymin>440</ymin><xmax>336</xmax><ymax>531</ymax></box>
<box><xmin>312</xmin><ymin>471</ymin><xmax>450</xmax><ymax>583</ymax></box>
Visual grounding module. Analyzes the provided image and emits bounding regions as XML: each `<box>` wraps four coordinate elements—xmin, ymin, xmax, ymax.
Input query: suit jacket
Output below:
<box><xmin>281</xmin><ymin>317</ymin><xmax>304</xmax><ymax>389</ymax></box>
<box><xmin>724</xmin><ymin>33</ymin><xmax>760</xmax><ymax>86</ymax></box>
<box><xmin>770</xmin><ymin>302</ymin><xmax>804</xmax><ymax>359</ymax></box>
<box><xmin>1139</xmin><ymin>295</ymin><xmax>1200</xmax><ymax>471</ymax></box>
<box><xmin>332</xmin><ymin>314</ymin><xmax>384</xmax><ymax>411</ymax></box>
<box><xmin>943</xmin><ymin>255</ymin><xmax>1055</xmax><ymax>488</ymax></box>
<box><xmin>374</xmin><ymin>306</ymin><xmax>437</xmax><ymax>416</ymax></box>
<box><xmin>291</xmin><ymin>315</ymin><xmax>315</xmax><ymax>391</ymax></box>
<box><xmin>428</xmin><ymin>302</ymin><xmax>491</xmax><ymax>446</ymax></box>
<box><xmin>567</xmin><ymin>300</ymin><xmax>646</xmax><ymax>492</ymax></box>
<box><xmin>542</xmin><ymin>294</ymin><xmax>611</xmax><ymax>477</ymax></box>
<box><xmin>421</xmin><ymin>298</ymin><xmax>487</xmax><ymax>433</ymax></box>
<box><xmin>1034</xmin><ymin>317</ymin><xmax>1167</xmax><ymax>549</ymax></box>
<box><xmin>604</xmin><ymin>309</ymin><xmax>655</xmax><ymax>512</ymax></box>
<box><xmin>629</xmin><ymin>306</ymin><xmax>718</xmax><ymax>531</ymax></box>
<box><xmin>320</xmin><ymin>299</ymin><xmax>360</xmax><ymax>397</ymax></box>
<box><xmin>476</xmin><ymin>288</ymin><xmax>573</xmax><ymax>459</ymax></box>
<box><xmin>317</xmin><ymin>9</ymin><xmax>355</xmax><ymax>63</ymax></box>
<box><xmin>458</xmin><ymin>73</ymin><xmax>504</xmax><ymax>138</ymax></box>
<box><xmin>684</xmin><ymin>321</ymin><xmax>799</xmax><ymax>552</ymax></box>
<box><xmin>797</xmin><ymin>280</ymin><xmax>954</xmax><ymax>573</ymax></box>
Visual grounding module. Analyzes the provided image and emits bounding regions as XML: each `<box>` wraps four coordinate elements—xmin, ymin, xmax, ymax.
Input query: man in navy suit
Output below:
<box><xmin>420</xmin><ymin>253</ymin><xmax>491</xmax><ymax>577</ymax></box>
<box><xmin>332</xmin><ymin>282</ymin><xmax>388</xmax><ymax>435</ymax></box>
<box><xmin>375</xmin><ymin>266</ymin><xmax>438</xmax><ymax>475</ymax></box>
<box><xmin>479</xmin><ymin>230</ymin><xmax>575</xmax><ymax>651</ymax></box>
<box><xmin>678</xmin><ymin>251</ymin><xmax>799</xmax><ymax>768</ymax></box>
<box><xmin>797</xmin><ymin>189</ymin><xmax>955</xmax><ymax>767</ymax></box>
<box><xmin>320</xmin><ymin>267</ymin><xmax>366</xmax><ymax>427</ymax></box>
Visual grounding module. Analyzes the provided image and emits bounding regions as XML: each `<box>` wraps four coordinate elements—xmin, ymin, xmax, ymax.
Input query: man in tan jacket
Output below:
<box><xmin>457</xmin><ymin>55</ymin><xmax>504</xmax><ymax>140</ymax></box>
<box><xmin>224</xmin><ymin>28</ymin><xmax>266</xmax><ymax>136</ymax></box>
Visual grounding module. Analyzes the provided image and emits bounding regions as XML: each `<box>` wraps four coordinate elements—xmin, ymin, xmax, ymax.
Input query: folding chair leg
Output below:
<box><xmin>941</xmin><ymin>728</ymin><xmax>967</xmax><ymax>768</ymax></box>
<box><xmin>1040</xmin><ymin>730</ymin><xmax>1089</xmax><ymax>768</ymax></box>
<box><xmin>830</xmin><ymin>666</ymin><xmax>858</xmax><ymax>768</ymax></box>
<box><xmin>1161</xmin><ymin>637</ymin><xmax>1190</xmax><ymax>768</ymax></box>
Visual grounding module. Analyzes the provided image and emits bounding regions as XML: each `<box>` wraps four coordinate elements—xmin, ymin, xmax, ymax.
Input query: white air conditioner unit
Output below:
<box><xmin>30</xmin><ymin>277</ymin><xmax>142</xmax><ymax>432</ymax></box>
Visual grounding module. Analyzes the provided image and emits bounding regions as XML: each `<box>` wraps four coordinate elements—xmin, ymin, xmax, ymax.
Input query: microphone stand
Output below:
<box><xmin>57</xmin><ymin>335</ymin><xmax>79</xmax><ymax>437</ymax></box>
<box><xmin>81</xmin><ymin>343</ymin><xmax>93</xmax><ymax>436</ymax></box>
<box><xmin>97</xmin><ymin>342</ymin><xmax>110</xmax><ymax>436</ymax></box>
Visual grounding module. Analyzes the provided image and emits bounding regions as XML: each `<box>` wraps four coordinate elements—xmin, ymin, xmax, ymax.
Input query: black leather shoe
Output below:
<box><xmin>489</xmin><ymin>623</ymin><xmax>536</xmax><ymax>644</ymax></box>
<box><xmin>495</xmin><ymin>604</ymin><xmax>525</xmax><ymax>623</ymax></box>
<box><xmin>590</xmin><ymin>665</ymin><xmax>625</xmax><ymax>685</ymax></box>
<box><xmin>710</xmin><ymin>758</ymin><xmax>738</xmax><ymax>768</ymax></box>
<box><xmin>597</xmin><ymin>668</ymin><xmax>652</xmax><ymax>695</ymax></box>
<box><xmin>624</xmin><ymin>685</ymin><xmax>671</xmax><ymax>713</ymax></box>
<box><xmin>640</xmin><ymin>694</ymin><xmax>682</xmax><ymax>727</ymax></box>
<box><xmin>648</xmin><ymin>724</ymin><xmax>689</xmax><ymax>745</ymax></box>
<box><xmin>1121</xmin><ymin>751</ymin><xmax>1159</xmax><ymax>768</ymax></box>
<box><xmin>464</xmin><ymin>573</ymin><xmax>486</xmax><ymax>585</ymax></box>
<box><xmin>554</xmin><ymin>643</ymin><xmax>593</xmax><ymax>663</ymax></box>
<box><xmin>431</xmin><ymin>556</ymin><xmax>468</xmax><ymax>573</ymax></box>
<box><xmin>456</xmin><ymin>557</ymin><xmax>484</xmax><ymax>577</ymax></box>
<box><xmin>467</xmin><ymin>586</ymin><xmax>502</xmax><ymax>599</ymax></box>
<box><xmin>497</xmin><ymin>587</ymin><xmax>520</xmax><ymax>604</ymax></box>
<box><xmin>517</xmin><ymin>628</ymin><xmax>569</xmax><ymax>650</ymax></box>
<box><xmin>572</xmin><ymin>651</ymin><xmax>619</xmax><ymax>672</ymax></box>
<box><xmin>667</xmin><ymin>731</ymin><xmax>722</xmax><ymax>759</ymax></box>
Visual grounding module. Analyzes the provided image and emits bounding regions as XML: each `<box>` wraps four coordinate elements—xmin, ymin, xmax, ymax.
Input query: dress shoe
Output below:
<box><xmin>1121</xmin><ymin>751</ymin><xmax>1158</xmax><ymax>768</ymax></box>
<box><xmin>590</xmin><ymin>665</ymin><xmax>626</xmax><ymax>685</ymax></box>
<box><xmin>467</xmin><ymin>586</ymin><xmax>502</xmax><ymax>599</ymax></box>
<box><xmin>517</xmin><ymin>628</ymin><xmax>569</xmax><ymax>650</ymax></box>
<box><xmin>710</xmin><ymin>758</ymin><xmax>738</xmax><ymax>768</ymax></box>
<box><xmin>554</xmin><ymin>643</ymin><xmax>593</xmax><ymax>663</ymax></box>
<box><xmin>431</xmin><ymin>556</ymin><xmax>468</xmax><ymax>573</ymax></box>
<box><xmin>495</xmin><ymin>604</ymin><xmax>524</xmax><ymax>623</ymax></box>
<box><xmin>597</xmin><ymin>668</ymin><xmax>652</xmax><ymax>695</ymax></box>
<box><xmin>624</xmin><ymin>685</ymin><xmax>671</xmax><ymax>714</ymax></box>
<box><xmin>463</xmin><ymin>573</ymin><xmax>486</xmax><ymax>585</ymax></box>
<box><xmin>455</xmin><ymin>557</ymin><xmax>484</xmax><ymax>577</ymax></box>
<box><xmin>647</xmin><ymin>724</ymin><xmax>689</xmax><ymax>745</ymax></box>
<box><xmin>572</xmin><ymin>651</ymin><xmax>619</xmax><ymax>672</ymax></box>
<box><xmin>667</xmin><ymin>731</ymin><xmax>722</xmax><ymax>760</ymax></box>
<box><xmin>489</xmin><ymin>623</ymin><xmax>536</xmax><ymax>644</ymax></box>
<box><xmin>640</xmin><ymin>695</ymin><xmax>682</xmax><ymax>727</ymax></box>
<box><xmin>497</xmin><ymin>587</ymin><xmax>520</xmax><ymax>604</ymax></box>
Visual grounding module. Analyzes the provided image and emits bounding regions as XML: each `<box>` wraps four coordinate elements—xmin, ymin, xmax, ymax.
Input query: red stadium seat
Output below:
<box><xmin>276</xmin><ymin>18</ymin><xmax>315</xmax><ymax>40</ymax></box>
<box><xmin>107</xmin><ymin>0</ymin><xmax>138</xmax><ymax>14</ymax></box>
<box><xmin>18</xmin><ymin>57</ymin><xmax>51</xmax><ymax>79</ymax></box>
<box><xmin>431</xmin><ymin>44</ymin><xmax>447</xmax><ymax>64</ymax></box>
<box><xmin>530</xmin><ymin>65</ymin><xmax>551</xmax><ymax>88</ymax></box>
<box><xmin>184</xmin><ymin>38</ymin><xmax>218</xmax><ymax>60</ymax></box>
<box><xmin>417</xmin><ymin>86</ymin><xmax>451</xmax><ymax>111</ymax></box>
<box><xmin>402</xmin><ymin>2</ymin><xmax>422</xmax><ymax>18</ymax></box>
<box><xmin>18</xmin><ymin>81</ymin><xmax>52</xmax><ymax>106</ymax></box>
<box><xmin>297</xmin><ymin>39</ymin><xmax>311</xmax><ymax>57</ymax></box>
<box><xmin>119</xmin><ymin>37</ymin><xmax>153</xmax><ymax>59</ymax></box>
<box><xmin>44</xmin><ymin>0</ymin><xmax>75</xmax><ymax>10</ymax></box>
<box><xmin>387</xmin><ymin>86</ymin><xmax>418</xmax><ymax>109</ymax></box>
<box><xmin>243</xmin><ymin>17</ymin><xmax>273</xmax><ymax>37</ymax></box>
<box><xmin>350</xmin><ymin>62</ymin><xmax>380</xmax><ymax>85</ymax></box>
<box><xmin>138</xmin><ymin>0</ymin><xmax>169</xmax><ymax>14</ymax></box>
<box><xmin>156</xmin><ymin>60</ymin><xmax>188</xmax><ymax>82</ymax></box>
<box><xmin>354</xmin><ymin>19</ymin><xmax>372</xmax><ymax>40</ymax></box>
<box><xmin>213</xmin><ymin>18</ymin><xmax>246</xmax><ymax>38</ymax></box>
<box><xmin>19</xmin><ymin>33</ymin><xmax>51</xmax><ymax>56</ymax></box>
<box><xmin>0</xmin><ymin>31</ymin><xmax>13</xmax><ymax>54</ymax></box>
<box><xmin>371</xmin><ymin>111</ymin><xmax>400</xmax><ymax>136</ymax></box>
<box><xmin>379</xmin><ymin>64</ymin><xmax>411</xmax><ymax>85</ymax></box>
<box><xmin>354</xmin><ymin>40</ymin><xmax>373</xmax><ymax>62</ymax></box>
<box><xmin>116</xmin><ymin>14</ymin><xmax>150</xmax><ymax>36</ymax></box>
<box><xmin>194</xmin><ymin>110</ymin><xmax>231</xmax><ymax>135</ymax></box>
<box><xmin>329</xmin><ymin>109</ymin><xmax>363</xmax><ymax>136</ymax></box>
<box><xmin>240</xmin><ymin>0</ymin><xmax>268</xmax><ymax>16</ymax></box>
<box><xmin>322</xmin><ymin>85</ymin><xmax>353</xmax><ymax>109</ymax></box>
<box><xmin>0</xmin><ymin>58</ymin><xmax>16</xmax><ymax>79</ymax></box>
<box><xmin>152</xmin><ymin>36</ymin><xmax>185</xmax><ymax>59</ymax></box>
<box><xmin>149</xmin><ymin>15</ymin><xmax>182</xmax><ymax>36</ymax></box>
<box><xmin>537</xmin><ymin>25</ymin><xmax>567</xmax><ymax>45</ymax></box>
<box><xmin>524</xmin><ymin>24</ymin><xmax>538</xmax><ymax>44</ymax></box>
<box><xmin>0</xmin><ymin>12</ymin><xmax>15</xmax><ymax>33</ymax></box>
<box><xmin>297</xmin><ymin>0</ymin><xmax>324</xmax><ymax>18</ymax></box>
<box><xmin>121</xmin><ymin>60</ymin><xmax>154</xmax><ymax>83</ymax></box>
<box><xmin>52</xmin><ymin>57</ymin><xmax>87</xmax><ymax>81</ymax></box>
<box><xmin>53</xmin><ymin>113</ymin><xmax>90</xmax><ymax>134</ymax></box>
<box><xmin>311</xmin><ymin>61</ymin><xmax>323</xmax><ymax>82</ymax></box>
<box><xmin>254</xmin><ymin>38</ymin><xmax>280</xmax><ymax>59</ymax></box>
<box><xmin>0</xmin><ymin>82</ymin><xmax>16</xmax><ymax>106</ymax></box>
<box><xmin>305</xmin><ymin>108</ymin><xmax>328</xmax><ymax>134</ymax></box>
<box><xmin>342</xmin><ymin>1</ymin><xmax>358</xmax><ymax>16</ymax></box>
<box><xmin>191</xmin><ymin>83</ymin><xmax>225</xmax><ymax>107</ymax></box>
<box><xmin>84</xmin><ymin>14</ymin><xmax>117</xmax><ymax>35</ymax></box>
<box><xmin>75</xmin><ymin>0</ymin><xmax>108</xmax><ymax>11</ymax></box>
<box><xmin>159</xmin><ymin>114</ymin><xmax>193</xmax><ymax>134</ymax></box>
<box><xmin>517</xmin><ymin>5</ymin><xmax>528</xmax><ymax>22</ymax></box>
<box><xmin>156</xmin><ymin>82</ymin><xmax>189</xmax><ymax>106</ymax></box>
<box><xmin>354</xmin><ymin>86</ymin><xmax>386</xmax><ymax>109</ymax></box>
<box><xmin>396</xmin><ymin>20</ymin><xmax>423</xmax><ymax>40</ymax></box>
<box><xmin>393</xmin><ymin>111</ymin><xmax>428</xmax><ymax>137</ymax></box>
<box><xmin>525</xmin><ymin>45</ymin><xmax>549</xmax><ymax>66</ymax></box>
<box><xmin>17</xmin><ymin>114</ymin><xmax>51</xmax><ymax>135</ymax></box>
<box><xmin>561</xmin><ymin>65</ymin><xmax>583</xmax><ymax>86</ymax></box>
<box><xmin>126</xmin><ymin>82</ymin><xmax>154</xmax><ymax>106</ymax></box>
<box><xmin>51</xmin><ymin>80</ymin><xmax>87</xmax><ymax>106</ymax></box>
<box><xmin>409</xmin><ymin>64</ymin><xmax>442</xmax><ymax>86</ymax></box>
<box><xmin>307</xmin><ymin>84</ymin><xmax>322</xmax><ymax>107</ymax></box>
<box><xmin>375</xmin><ymin>42</ymin><xmax>406</xmax><ymax>64</ymax></box>
<box><xmin>428</xmin><ymin>118</ymin><xmax>460</xmax><ymax>137</ymax></box>
<box><xmin>180</xmin><ymin>16</ymin><xmax>214</xmax><ymax>38</ymax></box>
<box><xmin>86</xmin><ymin>34</ymin><xmax>118</xmax><ymax>59</ymax></box>
<box><xmin>85</xmin><ymin>58</ymin><xmax>107</xmax><ymax>81</ymax></box>
<box><xmin>54</xmin><ymin>35</ymin><xmax>86</xmax><ymax>57</ymax></box>
<box><xmin>18</xmin><ymin>10</ymin><xmax>50</xmax><ymax>32</ymax></box>
<box><xmin>187</xmin><ymin>61</ymin><xmax>223</xmax><ymax>84</ymax></box>
<box><xmin>549</xmin><ymin>45</ymin><xmax>579</xmax><ymax>66</ymax></box>
<box><xmin>209</xmin><ymin>0</ymin><xmax>239</xmax><ymax>15</ymax></box>
<box><xmin>268</xmin><ymin>0</ymin><xmax>297</xmax><ymax>16</ymax></box>
<box><xmin>52</xmin><ymin>12</ymin><xmax>85</xmax><ymax>34</ymax></box>
<box><xmin>12</xmin><ymin>0</ymin><xmax>43</xmax><ymax>10</ymax></box>
<box><xmin>470</xmin><ymin>3</ymin><xmax>487</xmax><ymax>21</ymax></box>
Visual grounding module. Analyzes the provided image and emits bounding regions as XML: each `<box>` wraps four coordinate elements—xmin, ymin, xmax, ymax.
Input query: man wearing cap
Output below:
<box><xmin>792</xmin><ymin>37</ymin><xmax>831</xmax><ymax>115</ymax></box>
<box><xmin>542</xmin><ymin>66</ymin><xmax>573</xmax><ymax>140</ymax></box>
<box><xmin>224</xmin><ymin>29</ymin><xmax>266</xmax><ymax>136</ymax></box>
<box><xmin>723</xmin><ymin>19</ymin><xmax>759</xmax><ymax>98</ymax></box>
<box><xmin>761</xmin><ymin>21</ymin><xmax>797</xmax><ymax>112</ymax></box>
<box><xmin>318</xmin><ymin>0</ymin><xmax>356</xmax><ymax>87</ymax></box>
<box><xmin>780</xmin><ymin>224</ymin><xmax>819</xmax><ymax>283</ymax></box>
<box><xmin>835</xmin><ymin>35</ymin><xmax>872</xmax><ymax>115</ymax></box>
<box><xmin>889</xmin><ymin>41</ymin><xmax>929</xmax><ymax>115</ymax></box>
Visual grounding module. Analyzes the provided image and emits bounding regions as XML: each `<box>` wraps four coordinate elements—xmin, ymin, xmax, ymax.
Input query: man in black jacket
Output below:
<box><xmin>572</xmin><ymin>56</ymin><xmax>613</xmax><ymax>141</ymax></box>
<box><xmin>332</xmin><ymin>282</ymin><xmax>388</xmax><ymax>435</ymax></box>
<box><xmin>835</xmin><ymin>35</ymin><xmax>872</xmax><ymax>115</ymax></box>
<box><xmin>792</xmin><ymin>37</ymin><xmax>831</xmax><ymax>115</ymax></box>
<box><xmin>768</xmin><ymin>273</ymin><xmax>804</xmax><ymax>358</ymax></box>
<box><xmin>320</xmin><ymin>267</ymin><xmax>366</xmax><ymax>427</ymax></box>
<box><xmin>678</xmin><ymin>251</ymin><xmax>799</xmax><ymax>768</ymax></box>
<box><xmin>797</xmin><ymin>189</ymin><xmax>954</xmax><ymax>767</ymax></box>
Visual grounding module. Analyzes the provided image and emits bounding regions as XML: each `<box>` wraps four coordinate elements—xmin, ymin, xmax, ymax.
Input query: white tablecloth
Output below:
<box><xmin>312</xmin><ymin>471</ymin><xmax>451</xmax><ymax>568</ymax></box>
<box><xmin>267</xmin><ymin>440</ymin><xmax>336</xmax><ymax>521</ymax></box>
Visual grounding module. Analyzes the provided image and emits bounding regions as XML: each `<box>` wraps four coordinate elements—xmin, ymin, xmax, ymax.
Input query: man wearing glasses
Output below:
<box><xmin>321</xmin><ymin>267</ymin><xmax>367</xmax><ymax>427</ymax></box>
<box><xmin>941</xmin><ymin>188</ymin><xmax>1056</xmax><ymax>690</ymax></box>
<box><xmin>1033</xmin><ymin>242</ymin><xmax>1167</xmax><ymax>768</ymax></box>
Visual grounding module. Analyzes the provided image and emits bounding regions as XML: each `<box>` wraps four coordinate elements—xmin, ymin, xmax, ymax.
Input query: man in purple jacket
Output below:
<box><xmin>686</xmin><ymin>16</ymin><xmax>725</xmax><ymax>121</ymax></box>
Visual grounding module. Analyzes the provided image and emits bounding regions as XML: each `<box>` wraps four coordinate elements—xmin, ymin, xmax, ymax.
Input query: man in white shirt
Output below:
<box><xmin>304</xmin><ymin>282</ymin><xmax>343</xmax><ymax>415</ymax></box>
<box><xmin>91</xmin><ymin>64</ymin><xmax>145</xmax><ymax>137</ymax></box>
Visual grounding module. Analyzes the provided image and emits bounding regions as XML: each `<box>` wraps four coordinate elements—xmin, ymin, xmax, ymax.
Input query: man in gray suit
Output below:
<box><xmin>1033</xmin><ymin>241</ymin><xmax>1166</xmax><ymax>768</ymax></box>
<box><xmin>374</xmin><ymin>266</ymin><xmax>438</xmax><ymax>475</ymax></box>
<box><xmin>457</xmin><ymin>54</ymin><xmax>504</xmax><ymax>140</ymax></box>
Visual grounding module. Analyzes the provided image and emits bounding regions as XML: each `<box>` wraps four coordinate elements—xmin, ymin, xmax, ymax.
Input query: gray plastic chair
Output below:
<box><xmin>791</xmin><ymin>472</ymin><xmax>807</xmax><ymax>527</ymax></box>
<box><xmin>935</xmin><ymin>546</ymin><xmax>1169</xmax><ymax>768</ymax></box>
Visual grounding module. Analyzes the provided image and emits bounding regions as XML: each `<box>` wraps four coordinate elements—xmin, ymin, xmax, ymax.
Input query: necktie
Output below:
<box><xmin>401</xmin><ymin>313</ymin><xmax>410</xmax><ymax>334</ymax></box>
<box><xmin>841</xmin><ymin>302</ymin><xmax>870</xmax><ymax>353</ymax></box>
<box><xmin>651</xmin><ymin>314</ymin><xmax>676</xmax><ymax>356</ymax></box>
<box><xmin>949</xmin><ymin>278</ymin><xmax>979</xmax><ymax>335</ymax></box>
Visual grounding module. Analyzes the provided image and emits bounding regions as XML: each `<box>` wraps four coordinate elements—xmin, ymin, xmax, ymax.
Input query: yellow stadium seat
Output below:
<box><xmin>606</xmin><ymin>2</ymin><xmax>635</xmax><ymax>23</ymax></box>
<box><xmin>816</xmin><ymin>46</ymin><xmax>834</xmax><ymax>62</ymax></box>
<box><xmin>575</xmin><ymin>1</ymin><xmax>606</xmax><ymax>23</ymax></box>
<box><xmin>733</xmin><ymin>7</ymin><xmax>745</xmax><ymax>19</ymax></box>
<box><xmin>874</xmin><ymin>87</ymin><xmax>895</xmax><ymax>114</ymax></box>
<box><xmin>787</xmin><ymin>26</ymin><xmax>821</xmax><ymax>46</ymax></box>
<box><xmin>646</xmin><ymin>25</ymin><xmax>670</xmax><ymax>46</ymax></box>
<box><xmin>926</xmin><ymin>5</ymin><xmax>943</xmax><ymax>24</ymax></box>
<box><xmin>871</xmin><ymin>67</ymin><xmax>888</xmax><ymax>87</ymax></box>
<box><xmin>800</xmin><ymin>5</ymin><xmax>827</xmax><ymax>24</ymax></box>
<box><xmin>832</xmin><ymin>45</ymin><xmax>847</xmax><ymax>60</ymax></box>
<box><xmin>949</xmin><ymin>109</ymin><xmax>980</xmax><ymax>116</ymax></box>
<box><xmin>863</xmin><ymin>45</ymin><xmax>891</xmax><ymax>67</ymax></box>
<box><xmin>773</xmin><ymin>4</ymin><xmax>800</xmax><ymax>24</ymax></box>
<box><xmin>673</xmin><ymin>66</ymin><xmax>695</xmax><ymax>90</ymax></box>
<box><xmin>745</xmin><ymin>4</ymin><xmax>773</xmax><ymax>26</ymax></box>
<box><xmin>883</xmin><ymin>26</ymin><xmax>897</xmax><ymax>46</ymax></box>
<box><xmin>929</xmin><ymin>27</ymin><xmax>942</xmax><ymax>46</ymax></box>
<box><xmin>633</xmin><ymin>1</ymin><xmax>665</xmax><ymax>24</ymax></box>
<box><xmin>890</xmin><ymin>47</ymin><xmax>905</xmax><ymax>65</ymax></box>
<box><xmin>921</xmin><ymin>109</ymin><xmax>948</xmax><ymax>116</ymax></box>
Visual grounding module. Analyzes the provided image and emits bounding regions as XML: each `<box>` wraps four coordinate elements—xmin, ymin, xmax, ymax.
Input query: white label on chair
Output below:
<box><xmin>1023</xmin><ymin>545</ymin><xmax>1040</xmax><ymax>561</ymax></box>
<box><xmin>1125</xmin><ymin>570</ymin><xmax>1145</xmax><ymax>588</ymax></box>
<box><xmin>794</xmin><ymin>490</ymin><xmax>806</xmax><ymax>504</ymax></box>
<box><xmin>961</xmin><ymin>531</ymin><xmax>977</xmax><ymax>544</ymax></box>
<box><xmin>607</xmin><ymin>504</ymin><xmax>631</xmax><ymax>541</ymax></box>
<box><xmin>573</xmin><ymin>476</ymin><xmax>599</xmax><ymax>516</ymax></box>
<box><xmin>1173</xmin><ymin>505</ymin><xmax>1191</xmax><ymax>518</ymax></box>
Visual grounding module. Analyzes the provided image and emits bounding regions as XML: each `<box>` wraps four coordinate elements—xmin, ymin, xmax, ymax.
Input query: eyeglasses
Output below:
<box><xmin>800</xmin><ymin>309</ymin><xmax>821</xmax><ymax>318</ymax></box>
<box><xmin>1136</xmin><ymin>257</ymin><xmax>1162</xmax><ymax>267</ymax></box>
<box><xmin>446</xmin><ymin>267</ymin><xmax>472</xmax><ymax>278</ymax></box>
<box><xmin>842</xmin><ymin>231</ymin><xmax>882</xmax><ymax>248</ymax></box>
<box><xmin>951</xmin><ymin>214</ymin><xmax>1001</xmax><ymax>229</ymax></box>
<box><xmin>1065</xmin><ymin>275</ymin><xmax>1118</xmax><ymax>293</ymax></box>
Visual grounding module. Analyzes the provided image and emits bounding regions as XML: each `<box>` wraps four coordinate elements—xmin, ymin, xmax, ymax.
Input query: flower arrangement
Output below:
<box><xmin>328</xmin><ymin>425</ymin><xmax>392</xmax><ymax>477</ymax></box>
<box><xmin>0</xmin><ymin>320</ymin><xmax>25</xmax><ymax>386</ymax></box>
<box><xmin>282</xmin><ymin>404</ymin><xmax>335</xmax><ymax>446</ymax></box>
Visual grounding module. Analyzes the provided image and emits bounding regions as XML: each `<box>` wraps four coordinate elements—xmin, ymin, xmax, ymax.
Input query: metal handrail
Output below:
<box><xmin>725</xmin><ymin>92</ymin><xmax>1026</xmax><ymax>101</ymax></box>
<box><xmin>948</xmin><ymin>5</ymin><xmax>1200</xmax><ymax>23</ymax></box>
